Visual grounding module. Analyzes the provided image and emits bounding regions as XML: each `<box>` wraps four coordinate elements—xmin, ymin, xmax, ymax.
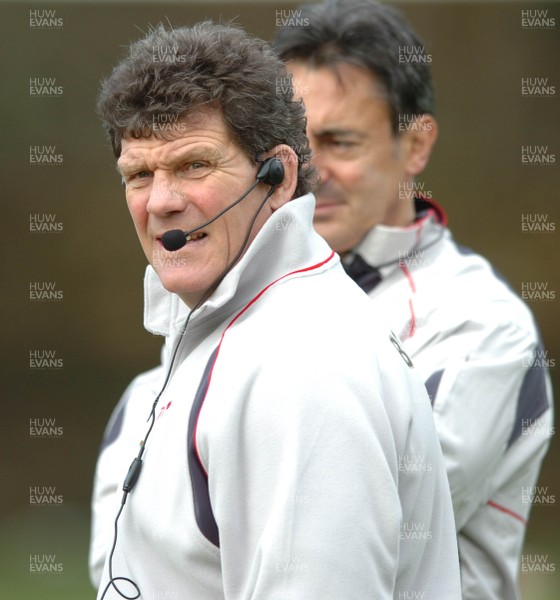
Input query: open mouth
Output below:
<box><xmin>185</xmin><ymin>232</ymin><xmax>207</xmax><ymax>242</ymax></box>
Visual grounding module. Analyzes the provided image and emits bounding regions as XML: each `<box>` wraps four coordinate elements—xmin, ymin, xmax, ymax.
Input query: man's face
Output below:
<box><xmin>287</xmin><ymin>61</ymin><xmax>414</xmax><ymax>254</ymax></box>
<box><xmin>117</xmin><ymin>110</ymin><xmax>276</xmax><ymax>307</ymax></box>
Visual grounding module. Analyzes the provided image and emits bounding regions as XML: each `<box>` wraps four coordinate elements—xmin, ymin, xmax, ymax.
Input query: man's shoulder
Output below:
<box><xmin>228</xmin><ymin>260</ymin><xmax>417</xmax><ymax>377</ymax></box>
<box><xmin>415</xmin><ymin>234</ymin><xmax>537</xmax><ymax>331</ymax></box>
<box><xmin>255</xmin><ymin>259</ymin><xmax>387</xmax><ymax>340</ymax></box>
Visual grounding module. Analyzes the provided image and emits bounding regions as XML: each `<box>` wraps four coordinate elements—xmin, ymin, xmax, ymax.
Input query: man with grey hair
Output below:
<box><xmin>91</xmin><ymin>21</ymin><xmax>461</xmax><ymax>600</ymax></box>
<box><xmin>273</xmin><ymin>1</ymin><xmax>553</xmax><ymax>598</ymax></box>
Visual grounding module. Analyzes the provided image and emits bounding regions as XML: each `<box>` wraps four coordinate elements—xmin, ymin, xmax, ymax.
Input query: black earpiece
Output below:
<box><xmin>256</xmin><ymin>157</ymin><xmax>285</xmax><ymax>187</ymax></box>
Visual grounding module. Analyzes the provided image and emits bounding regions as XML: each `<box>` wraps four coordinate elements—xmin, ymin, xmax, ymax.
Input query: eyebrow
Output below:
<box><xmin>116</xmin><ymin>160</ymin><xmax>146</xmax><ymax>176</ymax></box>
<box><xmin>116</xmin><ymin>145</ymin><xmax>223</xmax><ymax>176</ymax></box>
<box><xmin>313</xmin><ymin>128</ymin><xmax>366</xmax><ymax>140</ymax></box>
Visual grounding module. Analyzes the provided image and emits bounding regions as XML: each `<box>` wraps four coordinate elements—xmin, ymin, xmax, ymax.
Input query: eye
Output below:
<box><xmin>183</xmin><ymin>161</ymin><xmax>208</xmax><ymax>172</ymax></box>
<box><xmin>330</xmin><ymin>139</ymin><xmax>356</xmax><ymax>149</ymax></box>
<box><xmin>123</xmin><ymin>170</ymin><xmax>153</xmax><ymax>188</ymax></box>
<box><xmin>124</xmin><ymin>170</ymin><xmax>153</xmax><ymax>186</ymax></box>
<box><xmin>134</xmin><ymin>170</ymin><xmax>152</xmax><ymax>179</ymax></box>
<box><xmin>317</xmin><ymin>135</ymin><xmax>358</xmax><ymax>153</ymax></box>
<box><xmin>178</xmin><ymin>161</ymin><xmax>211</xmax><ymax>179</ymax></box>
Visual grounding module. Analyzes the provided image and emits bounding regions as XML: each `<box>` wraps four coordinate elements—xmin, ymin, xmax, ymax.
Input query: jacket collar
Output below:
<box><xmin>351</xmin><ymin>197</ymin><xmax>446</xmax><ymax>274</ymax></box>
<box><xmin>143</xmin><ymin>193</ymin><xmax>335</xmax><ymax>338</ymax></box>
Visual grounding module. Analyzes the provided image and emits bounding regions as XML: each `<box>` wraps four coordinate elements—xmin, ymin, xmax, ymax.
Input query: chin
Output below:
<box><xmin>154</xmin><ymin>267</ymin><xmax>206</xmax><ymax>299</ymax></box>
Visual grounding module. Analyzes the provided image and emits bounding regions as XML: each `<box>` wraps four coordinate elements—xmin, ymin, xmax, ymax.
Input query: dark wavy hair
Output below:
<box><xmin>97</xmin><ymin>22</ymin><xmax>315</xmax><ymax>197</ymax></box>
<box><xmin>272</xmin><ymin>0</ymin><xmax>435</xmax><ymax>135</ymax></box>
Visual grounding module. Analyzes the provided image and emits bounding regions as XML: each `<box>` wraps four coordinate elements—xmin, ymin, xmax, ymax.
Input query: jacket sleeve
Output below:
<box><xmin>198</xmin><ymin>353</ymin><xmax>404</xmax><ymax>600</ymax></box>
<box><xmin>89</xmin><ymin>387</ymin><xmax>130</xmax><ymax>587</ymax></box>
<box><xmin>417</xmin><ymin>316</ymin><xmax>552</xmax><ymax>530</ymax></box>
<box><xmin>89</xmin><ymin>366</ymin><xmax>164</xmax><ymax>587</ymax></box>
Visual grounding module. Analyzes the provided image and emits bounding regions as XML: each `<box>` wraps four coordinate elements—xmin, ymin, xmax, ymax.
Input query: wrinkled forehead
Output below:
<box><xmin>122</xmin><ymin>104</ymin><xmax>227</xmax><ymax>145</ymax></box>
<box><xmin>117</xmin><ymin>107</ymin><xmax>242</xmax><ymax>172</ymax></box>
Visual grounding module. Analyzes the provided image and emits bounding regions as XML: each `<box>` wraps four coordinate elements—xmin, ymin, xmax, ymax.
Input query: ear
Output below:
<box><xmin>260</xmin><ymin>144</ymin><xmax>299</xmax><ymax>210</ymax></box>
<box><xmin>400</xmin><ymin>115</ymin><xmax>438</xmax><ymax>178</ymax></box>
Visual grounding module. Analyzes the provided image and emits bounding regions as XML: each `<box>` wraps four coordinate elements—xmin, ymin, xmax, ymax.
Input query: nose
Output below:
<box><xmin>146</xmin><ymin>173</ymin><xmax>187</xmax><ymax>216</ymax></box>
<box><xmin>309</xmin><ymin>145</ymin><xmax>331</xmax><ymax>186</ymax></box>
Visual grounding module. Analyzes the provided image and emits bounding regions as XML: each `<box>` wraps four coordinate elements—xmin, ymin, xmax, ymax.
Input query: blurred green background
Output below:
<box><xmin>1</xmin><ymin>0</ymin><xmax>558</xmax><ymax>598</ymax></box>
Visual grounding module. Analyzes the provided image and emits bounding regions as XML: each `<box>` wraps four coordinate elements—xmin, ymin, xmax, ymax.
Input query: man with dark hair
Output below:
<box><xmin>273</xmin><ymin>1</ymin><xmax>553</xmax><ymax>599</ymax></box>
<box><xmin>91</xmin><ymin>21</ymin><xmax>461</xmax><ymax>600</ymax></box>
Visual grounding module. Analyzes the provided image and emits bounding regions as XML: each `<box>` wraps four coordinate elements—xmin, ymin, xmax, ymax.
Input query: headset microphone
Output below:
<box><xmin>161</xmin><ymin>229</ymin><xmax>189</xmax><ymax>252</ymax></box>
<box><xmin>161</xmin><ymin>157</ymin><xmax>285</xmax><ymax>252</ymax></box>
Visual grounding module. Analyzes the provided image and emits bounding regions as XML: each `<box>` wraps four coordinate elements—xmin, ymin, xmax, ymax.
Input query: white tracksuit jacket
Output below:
<box><xmin>92</xmin><ymin>194</ymin><xmax>461</xmax><ymax>600</ymax></box>
<box><xmin>347</xmin><ymin>198</ymin><xmax>553</xmax><ymax>599</ymax></box>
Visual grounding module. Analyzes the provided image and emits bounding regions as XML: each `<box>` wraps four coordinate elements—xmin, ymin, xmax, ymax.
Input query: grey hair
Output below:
<box><xmin>98</xmin><ymin>22</ymin><xmax>316</xmax><ymax>196</ymax></box>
